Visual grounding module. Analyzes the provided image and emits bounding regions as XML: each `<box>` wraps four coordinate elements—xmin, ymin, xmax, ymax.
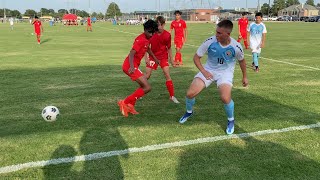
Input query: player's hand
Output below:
<box><xmin>128</xmin><ymin>66</ymin><xmax>135</xmax><ymax>74</ymax></box>
<box><xmin>242</xmin><ymin>77</ymin><xmax>249</xmax><ymax>87</ymax></box>
<box><xmin>170</xmin><ymin>60</ymin><xmax>176</xmax><ymax>68</ymax></box>
<box><xmin>154</xmin><ymin>59</ymin><xmax>160</xmax><ymax>65</ymax></box>
<box><xmin>238</xmin><ymin>34</ymin><xmax>242</xmax><ymax>39</ymax></box>
<box><xmin>260</xmin><ymin>43</ymin><xmax>265</xmax><ymax>48</ymax></box>
<box><xmin>201</xmin><ymin>70</ymin><xmax>214</xmax><ymax>81</ymax></box>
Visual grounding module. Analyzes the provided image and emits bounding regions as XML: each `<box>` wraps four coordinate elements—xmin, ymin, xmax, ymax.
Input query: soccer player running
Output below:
<box><xmin>32</xmin><ymin>16</ymin><xmax>43</xmax><ymax>44</ymax></box>
<box><xmin>145</xmin><ymin>16</ymin><xmax>180</xmax><ymax>104</ymax></box>
<box><xmin>87</xmin><ymin>16</ymin><xmax>92</xmax><ymax>32</ymax></box>
<box><xmin>118</xmin><ymin>20</ymin><xmax>159</xmax><ymax>117</ymax></box>
<box><xmin>237</xmin><ymin>12</ymin><xmax>249</xmax><ymax>49</ymax></box>
<box><xmin>248</xmin><ymin>12</ymin><xmax>267</xmax><ymax>72</ymax></box>
<box><xmin>178</xmin><ymin>20</ymin><xmax>248</xmax><ymax>135</ymax></box>
<box><xmin>170</xmin><ymin>10</ymin><xmax>187</xmax><ymax>66</ymax></box>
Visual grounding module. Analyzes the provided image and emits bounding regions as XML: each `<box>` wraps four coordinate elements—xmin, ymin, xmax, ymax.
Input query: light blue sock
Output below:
<box><xmin>224</xmin><ymin>100</ymin><xmax>234</xmax><ymax>121</ymax></box>
<box><xmin>186</xmin><ymin>97</ymin><xmax>195</xmax><ymax>113</ymax></box>
<box><xmin>253</xmin><ymin>53</ymin><xmax>259</xmax><ymax>67</ymax></box>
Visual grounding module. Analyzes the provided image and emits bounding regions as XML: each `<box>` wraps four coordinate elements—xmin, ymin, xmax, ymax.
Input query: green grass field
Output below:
<box><xmin>0</xmin><ymin>21</ymin><xmax>320</xmax><ymax>179</ymax></box>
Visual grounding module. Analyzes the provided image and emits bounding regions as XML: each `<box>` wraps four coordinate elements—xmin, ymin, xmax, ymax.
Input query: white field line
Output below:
<box><xmin>98</xmin><ymin>26</ymin><xmax>319</xmax><ymax>71</ymax></box>
<box><xmin>1</xmin><ymin>122</ymin><xmax>320</xmax><ymax>174</ymax></box>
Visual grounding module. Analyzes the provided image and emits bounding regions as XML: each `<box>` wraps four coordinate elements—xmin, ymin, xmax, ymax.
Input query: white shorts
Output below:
<box><xmin>250</xmin><ymin>43</ymin><xmax>261</xmax><ymax>53</ymax></box>
<box><xmin>194</xmin><ymin>68</ymin><xmax>234</xmax><ymax>88</ymax></box>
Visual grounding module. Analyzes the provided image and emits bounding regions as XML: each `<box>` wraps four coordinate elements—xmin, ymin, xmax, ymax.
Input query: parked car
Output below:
<box><xmin>314</xmin><ymin>16</ymin><xmax>320</xmax><ymax>22</ymax></box>
<box><xmin>290</xmin><ymin>16</ymin><xmax>300</xmax><ymax>21</ymax></box>
<box><xmin>308</xmin><ymin>16</ymin><xmax>317</xmax><ymax>22</ymax></box>
<box><xmin>300</xmin><ymin>16</ymin><xmax>308</xmax><ymax>21</ymax></box>
<box><xmin>304</xmin><ymin>16</ymin><xmax>310</xmax><ymax>22</ymax></box>
<box><xmin>269</xmin><ymin>16</ymin><xmax>278</xmax><ymax>21</ymax></box>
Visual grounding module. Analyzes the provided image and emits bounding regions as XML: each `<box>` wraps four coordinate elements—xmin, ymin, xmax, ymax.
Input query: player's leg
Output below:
<box><xmin>179</xmin><ymin>76</ymin><xmax>208</xmax><ymax>124</ymax></box>
<box><xmin>218</xmin><ymin>83</ymin><xmax>234</xmax><ymax>134</ymax></box>
<box><xmin>237</xmin><ymin>35</ymin><xmax>242</xmax><ymax>42</ymax></box>
<box><xmin>145</xmin><ymin>67</ymin><xmax>153</xmax><ymax>79</ymax></box>
<box><xmin>252</xmin><ymin>52</ymin><xmax>259</xmax><ymax>72</ymax></box>
<box><xmin>161</xmin><ymin>65</ymin><xmax>179</xmax><ymax>103</ymax></box>
<box><xmin>37</xmin><ymin>34</ymin><xmax>41</xmax><ymax>44</ymax></box>
<box><xmin>242</xmin><ymin>32</ymin><xmax>248</xmax><ymax>49</ymax></box>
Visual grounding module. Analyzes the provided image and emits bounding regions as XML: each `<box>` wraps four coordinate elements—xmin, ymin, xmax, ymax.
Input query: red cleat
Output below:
<box><xmin>127</xmin><ymin>104</ymin><xmax>139</xmax><ymax>115</ymax></box>
<box><xmin>117</xmin><ymin>100</ymin><xmax>129</xmax><ymax>117</ymax></box>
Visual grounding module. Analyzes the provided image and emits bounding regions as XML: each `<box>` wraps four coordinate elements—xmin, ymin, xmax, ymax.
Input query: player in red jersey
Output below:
<box><xmin>87</xmin><ymin>16</ymin><xmax>92</xmax><ymax>32</ymax></box>
<box><xmin>170</xmin><ymin>10</ymin><xmax>187</xmax><ymax>66</ymax></box>
<box><xmin>145</xmin><ymin>16</ymin><xmax>180</xmax><ymax>104</ymax></box>
<box><xmin>118</xmin><ymin>20</ymin><xmax>159</xmax><ymax>117</ymax></box>
<box><xmin>32</xmin><ymin>16</ymin><xmax>43</xmax><ymax>44</ymax></box>
<box><xmin>237</xmin><ymin>12</ymin><xmax>249</xmax><ymax>49</ymax></box>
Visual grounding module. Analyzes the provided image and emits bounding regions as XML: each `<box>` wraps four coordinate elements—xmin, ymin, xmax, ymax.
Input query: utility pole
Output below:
<box><xmin>258</xmin><ymin>0</ymin><xmax>260</xmax><ymax>12</ymax></box>
<box><xmin>268</xmin><ymin>0</ymin><xmax>271</xmax><ymax>17</ymax></box>
<box><xmin>3</xmin><ymin>0</ymin><xmax>6</xmax><ymax>22</ymax></box>
<box><xmin>89</xmin><ymin>0</ymin><xmax>91</xmax><ymax>15</ymax></box>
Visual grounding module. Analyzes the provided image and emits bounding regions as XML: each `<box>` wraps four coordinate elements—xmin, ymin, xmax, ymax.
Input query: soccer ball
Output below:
<box><xmin>42</xmin><ymin>106</ymin><xmax>60</xmax><ymax>122</ymax></box>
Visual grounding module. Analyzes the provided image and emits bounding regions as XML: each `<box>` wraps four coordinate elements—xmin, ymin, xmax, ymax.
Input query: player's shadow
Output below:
<box><xmin>42</xmin><ymin>127</ymin><xmax>128</xmax><ymax>179</ymax></box>
<box><xmin>176</xmin><ymin>126</ymin><xmax>320</xmax><ymax>179</ymax></box>
<box><xmin>41</xmin><ymin>38</ymin><xmax>52</xmax><ymax>44</ymax></box>
<box><xmin>43</xmin><ymin>145</ymin><xmax>79</xmax><ymax>179</ymax></box>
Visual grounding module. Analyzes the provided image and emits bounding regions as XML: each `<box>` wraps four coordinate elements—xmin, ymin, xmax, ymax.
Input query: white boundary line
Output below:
<box><xmin>98</xmin><ymin>26</ymin><xmax>319</xmax><ymax>71</ymax></box>
<box><xmin>1</xmin><ymin>122</ymin><xmax>319</xmax><ymax>174</ymax></box>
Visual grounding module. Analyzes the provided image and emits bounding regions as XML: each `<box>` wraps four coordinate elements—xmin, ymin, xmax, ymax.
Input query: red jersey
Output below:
<box><xmin>33</xmin><ymin>20</ymin><xmax>42</xmax><ymax>33</ymax></box>
<box><xmin>170</xmin><ymin>20</ymin><xmax>187</xmax><ymax>38</ymax></box>
<box><xmin>87</xmin><ymin>17</ymin><xmax>91</xmax><ymax>25</ymax></box>
<box><xmin>238</xmin><ymin>18</ymin><xmax>248</xmax><ymax>32</ymax></box>
<box><xmin>124</xmin><ymin>33</ymin><xmax>150</xmax><ymax>67</ymax></box>
<box><xmin>149</xmin><ymin>30</ymin><xmax>171</xmax><ymax>60</ymax></box>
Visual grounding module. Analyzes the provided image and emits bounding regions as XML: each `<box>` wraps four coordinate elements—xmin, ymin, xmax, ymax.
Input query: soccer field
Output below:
<box><xmin>0</xmin><ymin>21</ymin><xmax>320</xmax><ymax>179</ymax></box>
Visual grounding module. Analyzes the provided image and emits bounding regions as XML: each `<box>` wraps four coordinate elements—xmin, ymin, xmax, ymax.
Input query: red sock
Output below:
<box><xmin>124</xmin><ymin>88</ymin><xmax>145</xmax><ymax>105</ymax></box>
<box><xmin>244</xmin><ymin>40</ymin><xmax>248</xmax><ymax>49</ymax></box>
<box><xmin>37</xmin><ymin>39</ymin><xmax>40</xmax><ymax>43</ymax></box>
<box><xmin>174</xmin><ymin>52</ymin><xmax>179</xmax><ymax>63</ymax></box>
<box><xmin>166</xmin><ymin>80</ymin><xmax>174</xmax><ymax>97</ymax></box>
<box><xmin>175</xmin><ymin>52</ymin><xmax>182</xmax><ymax>63</ymax></box>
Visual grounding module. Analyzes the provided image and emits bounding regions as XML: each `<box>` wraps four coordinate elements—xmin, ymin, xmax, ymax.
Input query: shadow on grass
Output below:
<box><xmin>41</xmin><ymin>38</ymin><xmax>52</xmax><ymax>44</ymax></box>
<box><xmin>177</xmin><ymin>126</ymin><xmax>320</xmax><ymax>179</ymax></box>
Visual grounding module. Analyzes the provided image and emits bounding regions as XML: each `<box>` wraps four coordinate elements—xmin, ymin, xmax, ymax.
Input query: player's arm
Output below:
<box><xmin>128</xmin><ymin>49</ymin><xmax>137</xmax><ymax>74</ymax></box>
<box><xmin>147</xmin><ymin>47</ymin><xmax>160</xmax><ymax>65</ymax></box>
<box><xmin>41</xmin><ymin>23</ymin><xmax>44</xmax><ymax>32</ymax></box>
<box><xmin>144</xmin><ymin>53</ymin><xmax>149</xmax><ymax>65</ymax></box>
<box><xmin>236</xmin><ymin>45</ymin><xmax>248</xmax><ymax>87</ymax></box>
<box><xmin>194</xmin><ymin>54</ymin><xmax>213</xmax><ymax>80</ymax></box>
<box><xmin>261</xmin><ymin>33</ymin><xmax>266</xmax><ymax>48</ymax></box>
<box><xmin>167</xmin><ymin>47</ymin><xmax>174</xmax><ymax>67</ymax></box>
<box><xmin>238</xmin><ymin>23</ymin><xmax>241</xmax><ymax>38</ymax></box>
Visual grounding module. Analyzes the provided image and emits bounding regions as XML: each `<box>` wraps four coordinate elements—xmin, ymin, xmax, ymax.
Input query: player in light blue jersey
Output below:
<box><xmin>248</xmin><ymin>12</ymin><xmax>267</xmax><ymax>72</ymax></box>
<box><xmin>178</xmin><ymin>20</ymin><xmax>248</xmax><ymax>135</ymax></box>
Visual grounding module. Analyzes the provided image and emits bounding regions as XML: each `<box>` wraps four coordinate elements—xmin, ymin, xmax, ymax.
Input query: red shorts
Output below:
<box><xmin>87</xmin><ymin>24</ymin><xmax>92</xmax><ymax>26</ymax></box>
<box><xmin>35</xmin><ymin>31</ymin><xmax>41</xmax><ymax>36</ymax></box>
<box><xmin>146</xmin><ymin>58</ymin><xmax>169</xmax><ymax>70</ymax></box>
<box><xmin>122</xmin><ymin>62</ymin><xmax>143</xmax><ymax>81</ymax></box>
<box><xmin>240</xmin><ymin>31</ymin><xmax>247</xmax><ymax>39</ymax></box>
<box><xmin>174</xmin><ymin>37</ymin><xmax>184</xmax><ymax>49</ymax></box>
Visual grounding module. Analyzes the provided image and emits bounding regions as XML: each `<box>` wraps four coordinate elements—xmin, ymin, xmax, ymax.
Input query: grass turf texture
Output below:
<box><xmin>0</xmin><ymin>21</ymin><xmax>320</xmax><ymax>179</ymax></box>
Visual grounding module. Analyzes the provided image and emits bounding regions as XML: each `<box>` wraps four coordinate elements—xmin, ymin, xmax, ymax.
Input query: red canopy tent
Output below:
<box><xmin>63</xmin><ymin>14</ymin><xmax>77</xmax><ymax>20</ymax></box>
<box><xmin>62</xmin><ymin>14</ymin><xmax>78</xmax><ymax>25</ymax></box>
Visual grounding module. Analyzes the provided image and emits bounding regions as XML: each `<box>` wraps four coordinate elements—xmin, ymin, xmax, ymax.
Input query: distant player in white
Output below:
<box><xmin>179</xmin><ymin>20</ymin><xmax>248</xmax><ymax>135</ymax></box>
<box><xmin>248</xmin><ymin>12</ymin><xmax>267</xmax><ymax>72</ymax></box>
<box><xmin>9</xmin><ymin>17</ymin><xmax>14</xmax><ymax>30</ymax></box>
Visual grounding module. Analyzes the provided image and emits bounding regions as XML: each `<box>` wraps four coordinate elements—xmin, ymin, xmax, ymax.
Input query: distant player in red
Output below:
<box><xmin>145</xmin><ymin>16</ymin><xmax>180</xmax><ymax>104</ymax></box>
<box><xmin>170</xmin><ymin>10</ymin><xmax>187</xmax><ymax>66</ymax></box>
<box><xmin>237</xmin><ymin>12</ymin><xmax>249</xmax><ymax>49</ymax></box>
<box><xmin>32</xmin><ymin>16</ymin><xmax>43</xmax><ymax>44</ymax></box>
<box><xmin>118</xmin><ymin>20</ymin><xmax>159</xmax><ymax>117</ymax></box>
<box><xmin>87</xmin><ymin>16</ymin><xmax>92</xmax><ymax>32</ymax></box>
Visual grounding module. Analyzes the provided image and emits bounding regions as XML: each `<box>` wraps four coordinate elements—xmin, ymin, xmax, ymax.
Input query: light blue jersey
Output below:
<box><xmin>196</xmin><ymin>36</ymin><xmax>244</xmax><ymax>71</ymax></box>
<box><xmin>248</xmin><ymin>22</ymin><xmax>267</xmax><ymax>53</ymax></box>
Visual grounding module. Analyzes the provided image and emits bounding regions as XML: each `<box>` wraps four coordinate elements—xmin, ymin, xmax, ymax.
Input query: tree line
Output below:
<box><xmin>0</xmin><ymin>2</ymin><xmax>122</xmax><ymax>19</ymax></box>
<box><xmin>261</xmin><ymin>0</ymin><xmax>320</xmax><ymax>16</ymax></box>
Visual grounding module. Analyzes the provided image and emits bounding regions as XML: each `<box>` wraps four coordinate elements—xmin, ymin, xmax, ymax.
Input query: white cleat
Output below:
<box><xmin>170</xmin><ymin>96</ymin><xmax>180</xmax><ymax>104</ymax></box>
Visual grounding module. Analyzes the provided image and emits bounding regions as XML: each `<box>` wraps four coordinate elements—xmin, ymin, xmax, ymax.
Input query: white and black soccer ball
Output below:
<box><xmin>42</xmin><ymin>106</ymin><xmax>60</xmax><ymax>122</ymax></box>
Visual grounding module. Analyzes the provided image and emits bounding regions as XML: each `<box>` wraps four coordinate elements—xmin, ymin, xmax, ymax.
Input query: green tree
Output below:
<box><xmin>78</xmin><ymin>10</ymin><xmax>89</xmax><ymax>17</ymax></box>
<box><xmin>305</xmin><ymin>0</ymin><xmax>315</xmax><ymax>6</ymax></box>
<box><xmin>11</xmin><ymin>10</ymin><xmax>21</xmax><ymax>18</ymax></box>
<box><xmin>40</xmin><ymin>8</ymin><xmax>50</xmax><ymax>16</ymax></box>
<box><xmin>261</xmin><ymin>3</ymin><xmax>270</xmax><ymax>16</ymax></box>
<box><xmin>48</xmin><ymin>9</ymin><xmax>55</xmax><ymax>16</ymax></box>
<box><xmin>24</xmin><ymin>9</ymin><xmax>37</xmax><ymax>17</ymax></box>
<box><xmin>91</xmin><ymin>12</ymin><xmax>98</xmax><ymax>17</ymax></box>
<box><xmin>285</xmin><ymin>0</ymin><xmax>300</xmax><ymax>7</ymax></box>
<box><xmin>97</xmin><ymin>12</ymin><xmax>104</xmax><ymax>20</ymax></box>
<box><xmin>106</xmin><ymin>2</ymin><xmax>122</xmax><ymax>19</ymax></box>
<box><xmin>58</xmin><ymin>9</ymin><xmax>68</xmax><ymax>14</ymax></box>
<box><xmin>272</xmin><ymin>0</ymin><xmax>286</xmax><ymax>16</ymax></box>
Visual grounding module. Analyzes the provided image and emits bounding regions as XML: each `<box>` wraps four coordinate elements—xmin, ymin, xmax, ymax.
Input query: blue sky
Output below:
<box><xmin>1</xmin><ymin>0</ymin><xmax>314</xmax><ymax>13</ymax></box>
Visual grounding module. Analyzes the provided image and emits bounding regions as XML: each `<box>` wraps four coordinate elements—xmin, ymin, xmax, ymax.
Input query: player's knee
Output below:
<box><xmin>186</xmin><ymin>91</ymin><xmax>196</xmax><ymax>99</ymax></box>
<box><xmin>220</xmin><ymin>96</ymin><xmax>231</xmax><ymax>104</ymax></box>
<box><xmin>143</xmin><ymin>85</ymin><xmax>152</xmax><ymax>93</ymax></box>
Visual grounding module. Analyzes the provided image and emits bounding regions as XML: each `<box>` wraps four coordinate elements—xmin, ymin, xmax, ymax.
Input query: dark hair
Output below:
<box><xmin>241</xmin><ymin>12</ymin><xmax>246</xmax><ymax>16</ymax></box>
<box><xmin>217</xmin><ymin>19</ymin><xmax>233</xmax><ymax>31</ymax></box>
<box><xmin>156</xmin><ymin>16</ymin><xmax>165</xmax><ymax>25</ymax></box>
<box><xmin>34</xmin><ymin>16</ymin><xmax>39</xmax><ymax>19</ymax></box>
<box><xmin>174</xmin><ymin>10</ymin><xmax>182</xmax><ymax>15</ymax></box>
<box><xmin>143</xmin><ymin>19</ymin><xmax>158</xmax><ymax>33</ymax></box>
<box><xmin>255</xmin><ymin>12</ymin><xmax>263</xmax><ymax>17</ymax></box>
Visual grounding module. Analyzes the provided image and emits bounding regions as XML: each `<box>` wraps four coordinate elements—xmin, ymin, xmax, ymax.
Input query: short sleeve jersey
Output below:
<box><xmin>248</xmin><ymin>22</ymin><xmax>267</xmax><ymax>46</ymax></box>
<box><xmin>170</xmin><ymin>20</ymin><xmax>187</xmax><ymax>38</ymax></box>
<box><xmin>196</xmin><ymin>36</ymin><xmax>244</xmax><ymax>71</ymax></box>
<box><xmin>238</xmin><ymin>18</ymin><xmax>249</xmax><ymax>32</ymax></box>
<box><xmin>125</xmin><ymin>33</ymin><xmax>150</xmax><ymax>67</ymax></box>
<box><xmin>149</xmin><ymin>30</ymin><xmax>171</xmax><ymax>60</ymax></box>
<box><xmin>33</xmin><ymin>20</ymin><xmax>42</xmax><ymax>33</ymax></box>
